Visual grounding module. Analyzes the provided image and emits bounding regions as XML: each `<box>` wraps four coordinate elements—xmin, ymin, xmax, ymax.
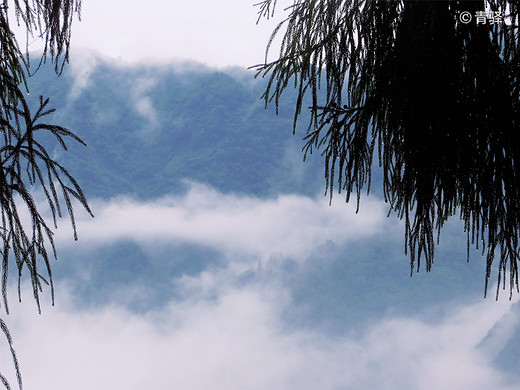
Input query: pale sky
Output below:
<box><xmin>64</xmin><ymin>0</ymin><xmax>293</xmax><ymax>68</ymax></box>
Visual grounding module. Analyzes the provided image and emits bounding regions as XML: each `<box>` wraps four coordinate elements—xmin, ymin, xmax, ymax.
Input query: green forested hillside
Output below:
<box><xmin>28</xmin><ymin>61</ymin><xmax>327</xmax><ymax>200</ymax></box>
<box><xmin>24</xmin><ymin>56</ymin><xmax>491</xmax><ymax>331</ymax></box>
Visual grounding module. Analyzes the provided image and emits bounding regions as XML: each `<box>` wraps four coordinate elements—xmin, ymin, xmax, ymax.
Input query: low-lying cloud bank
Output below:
<box><xmin>2</xmin><ymin>281</ymin><xmax>518</xmax><ymax>390</ymax></box>
<box><xmin>7</xmin><ymin>183</ymin><xmax>517</xmax><ymax>390</ymax></box>
<box><xmin>55</xmin><ymin>181</ymin><xmax>394</xmax><ymax>261</ymax></box>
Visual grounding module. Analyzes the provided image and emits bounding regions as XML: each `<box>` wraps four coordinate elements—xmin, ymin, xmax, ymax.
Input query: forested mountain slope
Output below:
<box><xmin>25</xmin><ymin>56</ymin><xmax>488</xmax><ymax>320</ymax></box>
<box><xmin>29</xmin><ymin>60</ymin><xmax>326</xmax><ymax>199</ymax></box>
<box><xmin>23</xmin><ymin>56</ymin><xmax>515</xmax><ymax>372</ymax></box>
<box><xmin>12</xmin><ymin>52</ymin><xmax>520</xmax><ymax>383</ymax></box>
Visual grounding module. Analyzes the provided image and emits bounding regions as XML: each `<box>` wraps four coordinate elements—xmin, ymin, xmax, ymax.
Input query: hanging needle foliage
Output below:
<box><xmin>252</xmin><ymin>0</ymin><xmax>520</xmax><ymax>298</ymax></box>
<box><xmin>0</xmin><ymin>1</ymin><xmax>86</xmax><ymax>389</ymax></box>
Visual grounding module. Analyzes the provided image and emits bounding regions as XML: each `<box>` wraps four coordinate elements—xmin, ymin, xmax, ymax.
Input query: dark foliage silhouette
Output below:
<box><xmin>0</xmin><ymin>1</ymin><xmax>88</xmax><ymax>388</ymax></box>
<box><xmin>252</xmin><ymin>0</ymin><xmax>520</xmax><ymax>297</ymax></box>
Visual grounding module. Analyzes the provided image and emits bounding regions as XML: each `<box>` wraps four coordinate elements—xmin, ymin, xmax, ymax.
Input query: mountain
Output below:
<box><xmin>28</xmin><ymin>59</ymin><xmax>326</xmax><ymax>200</ymax></box>
<box><xmin>23</xmin><ymin>53</ymin><xmax>492</xmax><ymax>311</ymax></box>
<box><xmin>23</xmin><ymin>53</ymin><xmax>489</xmax><ymax>319</ymax></box>
<box><xmin>11</xmin><ymin>53</ymin><xmax>520</xmax><ymax>386</ymax></box>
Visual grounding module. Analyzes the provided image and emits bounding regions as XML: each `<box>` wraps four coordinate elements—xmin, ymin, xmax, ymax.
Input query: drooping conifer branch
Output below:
<box><xmin>0</xmin><ymin>1</ymin><xmax>84</xmax><ymax>388</ymax></box>
<box><xmin>252</xmin><ymin>0</ymin><xmax>520</xmax><ymax>297</ymax></box>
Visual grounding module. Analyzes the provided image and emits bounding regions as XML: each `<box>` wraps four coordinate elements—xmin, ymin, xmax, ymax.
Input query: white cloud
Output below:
<box><xmin>55</xmin><ymin>181</ymin><xmax>392</xmax><ymax>261</ymax></box>
<box><xmin>66</xmin><ymin>49</ymin><xmax>100</xmax><ymax>98</ymax></box>
<box><xmin>131</xmin><ymin>76</ymin><xmax>160</xmax><ymax>132</ymax></box>
<box><xmin>4</xmin><ymin>182</ymin><xmax>520</xmax><ymax>390</ymax></box>
<box><xmin>1</xmin><ymin>280</ymin><xmax>518</xmax><ymax>390</ymax></box>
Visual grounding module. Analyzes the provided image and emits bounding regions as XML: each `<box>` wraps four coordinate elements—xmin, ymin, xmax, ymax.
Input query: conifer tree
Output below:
<box><xmin>0</xmin><ymin>1</ymin><xmax>89</xmax><ymax>388</ymax></box>
<box><xmin>253</xmin><ymin>0</ymin><xmax>519</xmax><ymax>297</ymax></box>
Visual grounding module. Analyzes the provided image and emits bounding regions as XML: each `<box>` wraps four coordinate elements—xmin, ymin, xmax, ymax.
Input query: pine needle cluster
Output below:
<box><xmin>0</xmin><ymin>1</ymin><xmax>85</xmax><ymax>388</ymax></box>
<box><xmin>252</xmin><ymin>0</ymin><xmax>520</xmax><ymax>298</ymax></box>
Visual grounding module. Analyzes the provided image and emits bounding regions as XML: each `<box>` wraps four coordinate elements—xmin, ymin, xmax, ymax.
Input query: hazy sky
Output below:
<box><xmin>66</xmin><ymin>0</ymin><xmax>293</xmax><ymax>68</ymax></box>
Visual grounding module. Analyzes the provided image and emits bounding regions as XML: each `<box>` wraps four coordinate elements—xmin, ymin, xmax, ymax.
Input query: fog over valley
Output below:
<box><xmin>1</xmin><ymin>53</ymin><xmax>519</xmax><ymax>390</ymax></box>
